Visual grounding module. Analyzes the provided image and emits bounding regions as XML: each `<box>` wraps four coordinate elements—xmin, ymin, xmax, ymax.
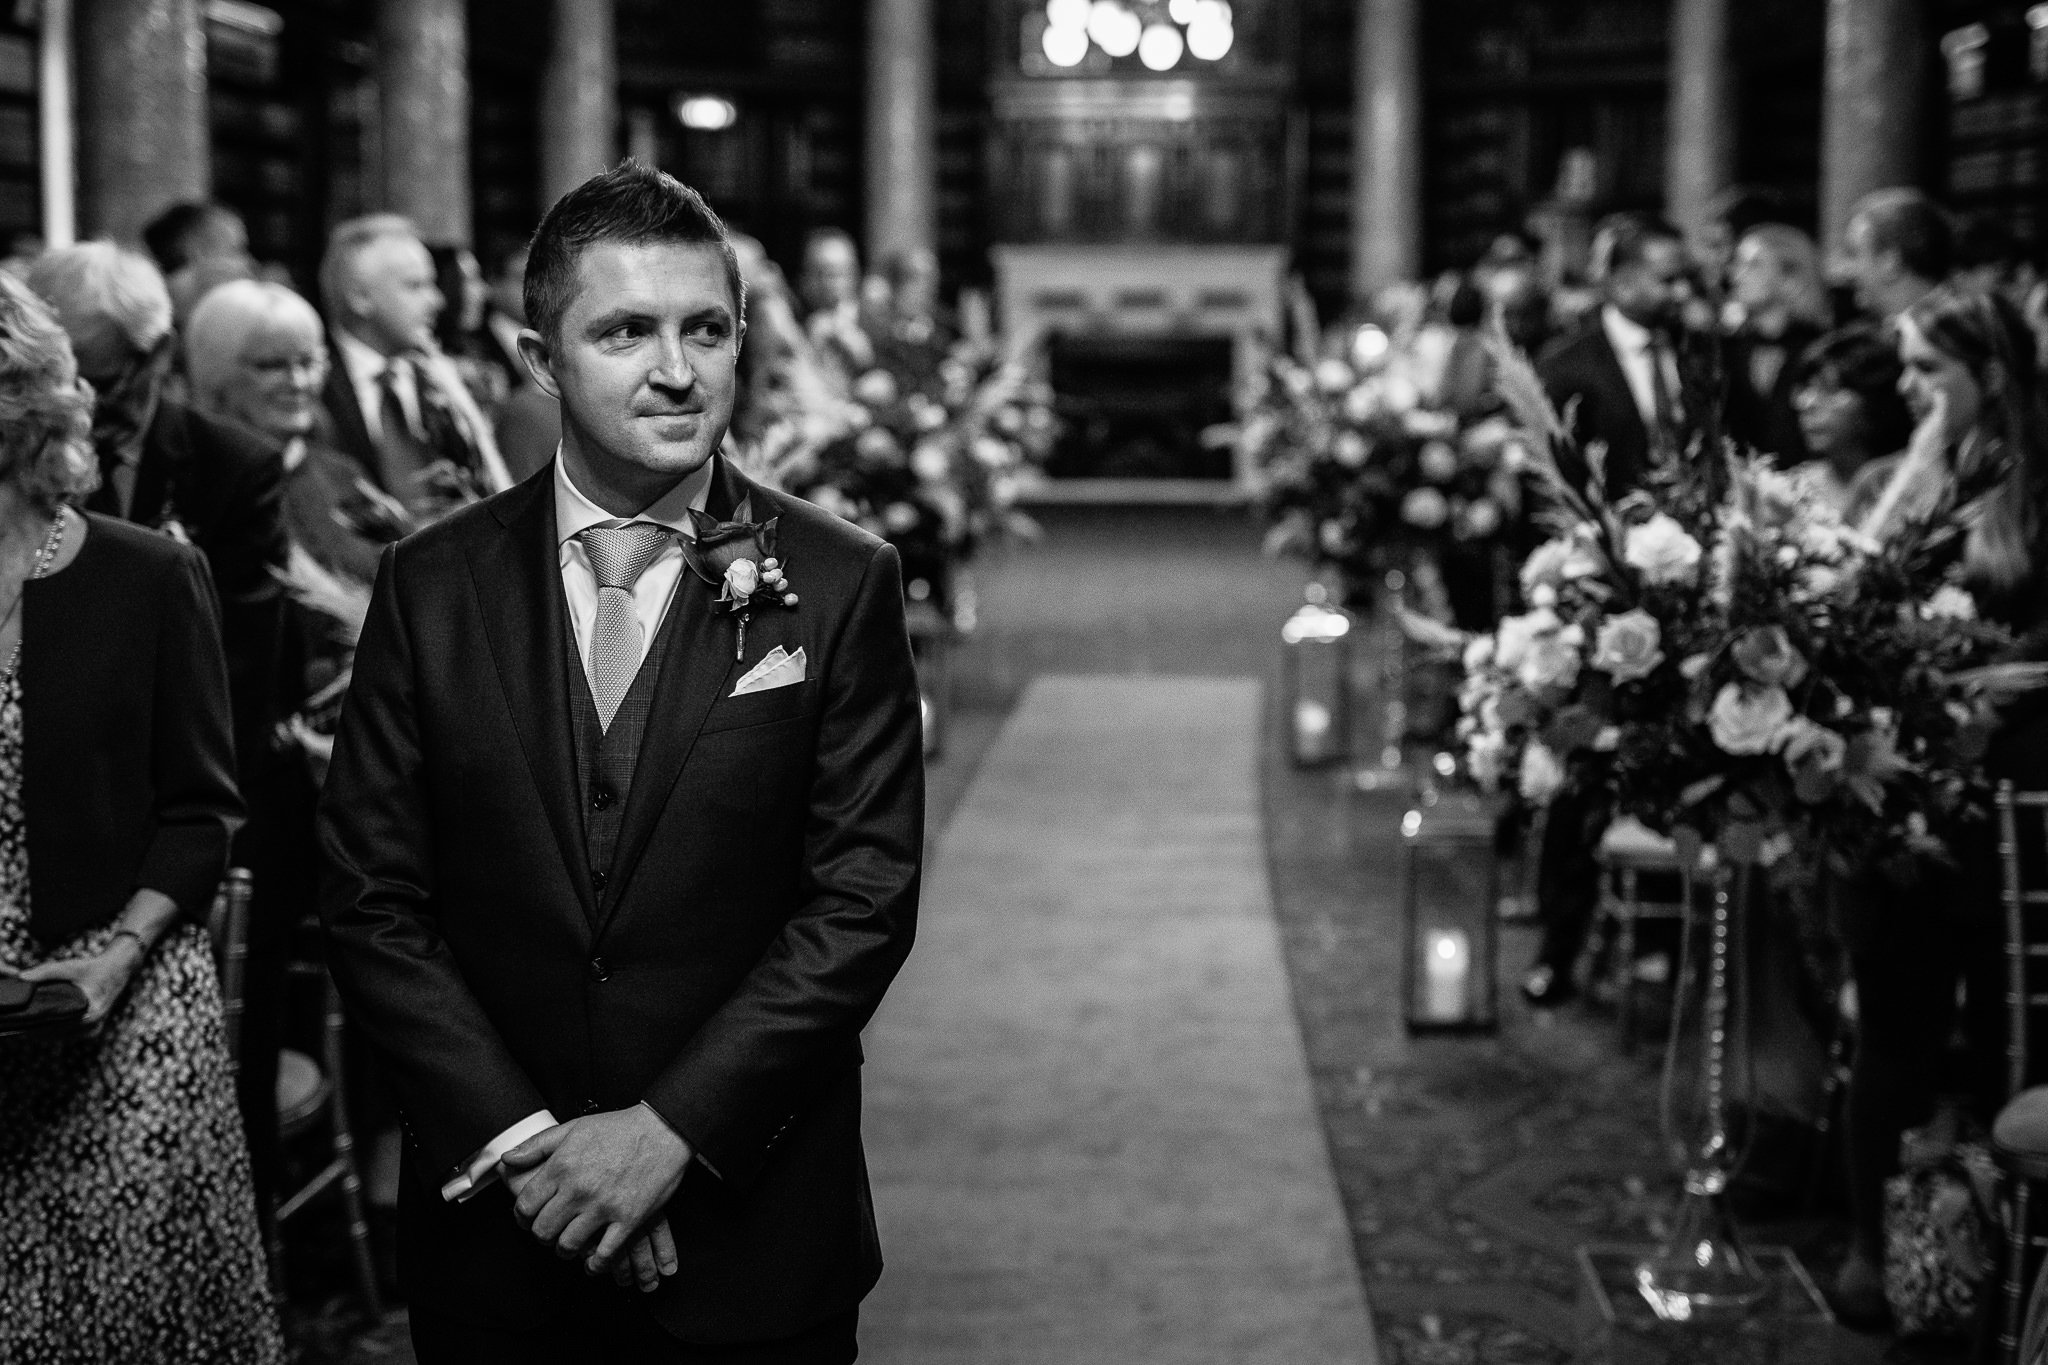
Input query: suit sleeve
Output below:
<box><xmin>316</xmin><ymin>545</ymin><xmax>550</xmax><ymax>1178</ymax></box>
<box><xmin>642</xmin><ymin>541</ymin><xmax>923</xmax><ymax>1187</ymax></box>
<box><xmin>133</xmin><ymin>547</ymin><xmax>244</xmax><ymax>923</ymax></box>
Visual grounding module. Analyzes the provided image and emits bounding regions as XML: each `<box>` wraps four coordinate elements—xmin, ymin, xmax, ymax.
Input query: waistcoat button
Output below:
<box><xmin>589</xmin><ymin>956</ymin><xmax>609</xmax><ymax>983</ymax></box>
<box><xmin>591</xmin><ymin>785</ymin><xmax>615</xmax><ymax>811</ymax></box>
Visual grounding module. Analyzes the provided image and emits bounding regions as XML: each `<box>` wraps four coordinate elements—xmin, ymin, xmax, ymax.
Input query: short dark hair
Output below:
<box><xmin>523</xmin><ymin>161</ymin><xmax>745</xmax><ymax>344</ymax></box>
<box><xmin>1605</xmin><ymin>213</ymin><xmax>1685</xmax><ymax>275</ymax></box>
<box><xmin>1851</xmin><ymin>188</ymin><xmax>1954</xmax><ymax>283</ymax></box>
<box><xmin>1792</xmin><ymin>324</ymin><xmax>1914</xmax><ymax>456</ymax></box>
<box><xmin>142</xmin><ymin>200</ymin><xmax>243</xmax><ymax>273</ymax></box>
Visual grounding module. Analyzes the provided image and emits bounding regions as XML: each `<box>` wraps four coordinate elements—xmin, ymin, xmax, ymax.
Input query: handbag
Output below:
<box><xmin>1883</xmin><ymin>1105</ymin><xmax>1999</xmax><ymax>1338</ymax></box>
<box><xmin>0</xmin><ymin>974</ymin><xmax>88</xmax><ymax>1038</ymax></box>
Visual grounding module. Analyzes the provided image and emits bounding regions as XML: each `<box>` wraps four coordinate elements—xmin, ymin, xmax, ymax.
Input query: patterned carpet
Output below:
<box><xmin>289</xmin><ymin>504</ymin><xmax>1961</xmax><ymax>1364</ymax></box>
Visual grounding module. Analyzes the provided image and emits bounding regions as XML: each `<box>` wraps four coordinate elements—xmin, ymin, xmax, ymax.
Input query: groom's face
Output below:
<box><xmin>528</xmin><ymin>239</ymin><xmax>742</xmax><ymax>483</ymax></box>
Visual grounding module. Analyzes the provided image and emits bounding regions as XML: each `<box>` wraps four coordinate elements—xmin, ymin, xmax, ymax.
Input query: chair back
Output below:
<box><xmin>207</xmin><ymin>867</ymin><xmax>253</xmax><ymax>1075</ymax></box>
<box><xmin>1997</xmin><ymin>784</ymin><xmax>2048</xmax><ymax>1100</ymax></box>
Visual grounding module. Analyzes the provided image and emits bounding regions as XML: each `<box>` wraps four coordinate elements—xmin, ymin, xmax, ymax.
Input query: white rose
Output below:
<box><xmin>724</xmin><ymin>559</ymin><xmax>761</xmax><ymax>598</ymax></box>
<box><xmin>1343</xmin><ymin>385</ymin><xmax>1379</xmax><ymax>424</ymax></box>
<box><xmin>1401</xmin><ymin>487</ymin><xmax>1450</xmax><ymax>529</ymax></box>
<box><xmin>1589</xmin><ymin>609</ymin><xmax>1664</xmax><ymax>683</ymax></box>
<box><xmin>1315</xmin><ymin>358</ymin><xmax>1356</xmax><ymax>394</ymax></box>
<box><xmin>1516</xmin><ymin>623</ymin><xmax>1585</xmax><ymax>693</ymax></box>
<box><xmin>1707</xmin><ymin>683</ymin><xmax>1794</xmax><ymax>756</ymax></box>
<box><xmin>853</xmin><ymin>369</ymin><xmax>899</xmax><ymax>407</ymax></box>
<box><xmin>1623</xmin><ymin>513</ymin><xmax>1703</xmax><ymax>587</ymax></box>
<box><xmin>1921</xmin><ymin>585</ymin><xmax>1978</xmax><ymax>622</ymax></box>
<box><xmin>1467</xmin><ymin>730</ymin><xmax>1508</xmax><ymax>791</ymax></box>
<box><xmin>911</xmin><ymin>442</ymin><xmax>952</xmax><ymax>483</ymax></box>
<box><xmin>1332</xmin><ymin>431</ymin><xmax>1369</xmax><ymax>467</ymax></box>
<box><xmin>1518</xmin><ymin>741</ymin><xmax>1567</xmax><ymax>805</ymax></box>
<box><xmin>1419</xmin><ymin>441</ymin><xmax>1460</xmax><ymax>483</ymax></box>
<box><xmin>1493</xmin><ymin>608</ymin><xmax>1560</xmax><ymax>671</ymax></box>
<box><xmin>1461</xmin><ymin>497</ymin><xmax>1503</xmax><ymax>539</ymax></box>
<box><xmin>1463</xmin><ymin>633</ymin><xmax>1496</xmax><ymax>673</ymax></box>
<box><xmin>883</xmin><ymin>502</ymin><xmax>922</xmax><ymax>533</ymax></box>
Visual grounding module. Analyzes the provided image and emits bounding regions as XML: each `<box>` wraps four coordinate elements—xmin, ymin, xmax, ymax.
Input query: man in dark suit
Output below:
<box><xmin>1537</xmin><ymin>214</ymin><xmax>1694</xmax><ymax>501</ymax></box>
<box><xmin>318</xmin><ymin>163</ymin><xmax>923</xmax><ymax>1363</ymax></box>
<box><xmin>1525</xmin><ymin>216</ymin><xmax>1694</xmax><ymax>1005</ymax></box>
<box><xmin>316</xmin><ymin>213</ymin><xmax>511</xmax><ymax>507</ymax></box>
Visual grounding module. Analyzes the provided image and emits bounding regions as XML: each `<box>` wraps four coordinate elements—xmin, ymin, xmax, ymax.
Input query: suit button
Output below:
<box><xmin>589</xmin><ymin>956</ymin><xmax>609</xmax><ymax>983</ymax></box>
<box><xmin>581</xmin><ymin>1099</ymin><xmax>601</xmax><ymax>1117</ymax></box>
<box><xmin>591</xmin><ymin>785</ymin><xmax>615</xmax><ymax>811</ymax></box>
<box><xmin>590</xmin><ymin>869</ymin><xmax>607</xmax><ymax>893</ymax></box>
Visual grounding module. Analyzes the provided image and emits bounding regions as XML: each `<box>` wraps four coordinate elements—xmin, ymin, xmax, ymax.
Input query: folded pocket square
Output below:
<box><xmin>732</xmin><ymin>646</ymin><xmax>807</xmax><ymax>697</ymax></box>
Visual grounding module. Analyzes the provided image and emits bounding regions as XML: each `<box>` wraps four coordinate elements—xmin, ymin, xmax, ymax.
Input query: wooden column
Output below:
<box><xmin>1820</xmin><ymin>0</ymin><xmax>1924</xmax><ymax>253</ymax></box>
<box><xmin>1665</xmin><ymin>0</ymin><xmax>1736</xmax><ymax>236</ymax></box>
<box><xmin>540</xmin><ymin>0</ymin><xmax>616</xmax><ymax>208</ymax></box>
<box><xmin>865</xmin><ymin>0</ymin><xmax>936</xmax><ymax>267</ymax></box>
<box><xmin>76</xmin><ymin>0</ymin><xmax>207</xmax><ymax>244</ymax></box>
<box><xmin>1351</xmin><ymin>0</ymin><xmax>1423</xmax><ymax>302</ymax></box>
<box><xmin>377</xmin><ymin>0</ymin><xmax>471</xmax><ymax>245</ymax></box>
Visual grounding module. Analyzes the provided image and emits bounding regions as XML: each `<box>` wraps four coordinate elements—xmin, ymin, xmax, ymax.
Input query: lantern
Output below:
<box><xmin>1281</xmin><ymin>582</ymin><xmax>1353</xmax><ymax>767</ymax></box>
<box><xmin>1400</xmin><ymin>791</ymin><xmax>1501</xmax><ymax>1033</ymax></box>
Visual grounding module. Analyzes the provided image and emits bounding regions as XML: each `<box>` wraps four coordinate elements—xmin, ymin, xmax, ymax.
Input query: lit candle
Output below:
<box><xmin>1423</xmin><ymin>928</ymin><xmax>1471</xmax><ymax>1021</ymax></box>
<box><xmin>1294</xmin><ymin>698</ymin><xmax>1333</xmax><ymax>761</ymax></box>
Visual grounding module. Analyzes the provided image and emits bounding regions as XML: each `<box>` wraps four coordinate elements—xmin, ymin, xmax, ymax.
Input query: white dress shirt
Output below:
<box><xmin>1599</xmin><ymin>305</ymin><xmax>1681</xmax><ymax>433</ymax></box>
<box><xmin>439</xmin><ymin>451</ymin><xmax>715</xmax><ymax>1205</ymax></box>
<box><xmin>333</xmin><ymin>328</ymin><xmax>422</xmax><ymax>443</ymax></box>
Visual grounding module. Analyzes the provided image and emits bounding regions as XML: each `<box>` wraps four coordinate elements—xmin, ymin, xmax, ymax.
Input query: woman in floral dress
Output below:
<box><xmin>0</xmin><ymin>267</ymin><xmax>281</xmax><ymax>1362</ymax></box>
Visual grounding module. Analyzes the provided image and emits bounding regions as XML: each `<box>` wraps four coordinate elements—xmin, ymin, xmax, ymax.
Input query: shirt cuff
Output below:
<box><xmin>440</xmin><ymin>1110</ymin><xmax>558</xmax><ymax>1203</ymax></box>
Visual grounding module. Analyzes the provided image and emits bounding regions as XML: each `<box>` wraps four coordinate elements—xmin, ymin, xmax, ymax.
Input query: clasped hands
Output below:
<box><xmin>499</xmin><ymin>1102</ymin><xmax>692</xmax><ymax>1295</ymax></box>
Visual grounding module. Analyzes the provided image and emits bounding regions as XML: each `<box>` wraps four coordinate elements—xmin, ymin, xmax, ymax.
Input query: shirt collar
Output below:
<box><xmin>553</xmin><ymin>449</ymin><xmax>714</xmax><ymax>548</ymax></box>
<box><xmin>1600</xmin><ymin>304</ymin><xmax>1655</xmax><ymax>355</ymax></box>
<box><xmin>334</xmin><ymin>327</ymin><xmax>399</xmax><ymax>386</ymax></box>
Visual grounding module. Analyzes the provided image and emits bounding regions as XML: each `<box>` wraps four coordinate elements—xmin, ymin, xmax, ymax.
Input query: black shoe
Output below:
<box><xmin>1521</xmin><ymin>964</ymin><xmax>1578</xmax><ymax>1006</ymax></box>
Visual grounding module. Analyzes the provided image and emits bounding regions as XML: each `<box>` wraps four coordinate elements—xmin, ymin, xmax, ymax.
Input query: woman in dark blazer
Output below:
<box><xmin>0</xmin><ymin>273</ymin><xmax>281</xmax><ymax>1362</ymax></box>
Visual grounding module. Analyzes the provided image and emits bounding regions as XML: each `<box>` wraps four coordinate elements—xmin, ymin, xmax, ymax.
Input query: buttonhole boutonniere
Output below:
<box><xmin>683</xmin><ymin>502</ymin><xmax>798</xmax><ymax>660</ymax></box>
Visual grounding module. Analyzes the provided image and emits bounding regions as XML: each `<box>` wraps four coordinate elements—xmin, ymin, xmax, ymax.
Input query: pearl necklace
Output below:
<box><xmin>0</xmin><ymin>513</ymin><xmax>69</xmax><ymax>685</ymax></box>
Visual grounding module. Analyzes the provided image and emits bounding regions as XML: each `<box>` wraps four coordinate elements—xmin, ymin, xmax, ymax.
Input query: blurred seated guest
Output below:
<box><xmin>881</xmin><ymin>245</ymin><xmax>954</xmax><ymax>349</ymax></box>
<box><xmin>800</xmin><ymin>227</ymin><xmax>874</xmax><ymax>380</ymax></box>
<box><xmin>142</xmin><ymin>200</ymin><xmax>258</xmax><ymax>331</ymax></box>
<box><xmin>430</xmin><ymin>243</ymin><xmax>510</xmax><ymax>414</ymax></box>
<box><xmin>478</xmin><ymin>242</ymin><xmax>560</xmax><ymax>484</ymax></box>
<box><xmin>186</xmin><ymin>279</ymin><xmax>385</xmax><ymax>585</ymax></box>
<box><xmin>1694</xmin><ymin>184</ymin><xmax>1790</xmax><ymax>300</ymax></box>
<box><xmin>1840</xmin><ymin>187</ymin><xmax>1953</xmax><ymax>323</ymax></box>
<box><xmin>1726</xmin><ymin>224</ymin><xmax>1830</xmax><ymax>465</ymax></box>
<box><xmin>1538</xmin><ymin>213</ymin><xmax>1694</xmax><ymax>501</ymax></box>
<box><xmin>25</xmin><ymin>244</ymin><xmax>289</xmax><ymax>771</ymax></box>
<box><xmin>1432</xmin><ymin>278</ymin><xmax>1495</xmax><ymax>418</ymax></box>
<box><xmin>1786</xmin><ymin>326</ymin><xmax>1913</xmax><ymax>522</ymax></box>
<box><xmin>184</xmin><ymin>277</ymin><xmax>382</xmax><ymax>1222</ymax></box>
<box><xmin>731</xmin><ymin>232</ymin><xmax>844</xmax><ymax>448</ymax></box>
<box><xmin>317</xmin><ymin>213</ymin><xmax>511</xmax><ymax>508</ymax></box>
<box><xmin>1953</xmin><ymin>210</ymin><xmax>2038</xmax><ymax>307</ymax></box>
<box><xmin>1828</xmin><ymin>283</ymin><xmax>2048</xmax><ymax>1323</ymax></box>
<box><xmin>0</xmin><ymin>271</ymin><xmax>282</xmax><ymax>1363</ymax></box>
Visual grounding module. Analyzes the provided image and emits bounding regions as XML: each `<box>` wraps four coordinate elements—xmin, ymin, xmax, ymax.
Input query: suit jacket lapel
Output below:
<box><xmin>321</xmin><ymin>337</ymin><xmax>379</xmax><ymax>485</ymax></box>
<box><xmin>597</xmin><ymin>458</ymin><xmax>757</xmax><ymax>933</ymax></box>
<box><xmin>470</xmin><ymin>467</ymin><xmax>598</xmax><ymax>930</ymax></box>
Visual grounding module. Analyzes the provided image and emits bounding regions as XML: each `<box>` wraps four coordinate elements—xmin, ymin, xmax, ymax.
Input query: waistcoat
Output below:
<box><xmin>564</xmin><ymin>590</ymin><xmax>684</xmax><ymax>905</ymax></box>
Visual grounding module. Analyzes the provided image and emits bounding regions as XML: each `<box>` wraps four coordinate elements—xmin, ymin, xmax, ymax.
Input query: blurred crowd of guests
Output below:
<box><xmin>1419</xmin><ymin>185</ymin><xmax>2048</xmax><ymax>1329</ymax></box>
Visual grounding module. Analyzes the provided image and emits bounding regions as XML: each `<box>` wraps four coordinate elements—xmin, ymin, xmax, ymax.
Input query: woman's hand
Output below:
<box><xmin>16</xmin><ymin>939</ymin><xmax>146</xmax><ymax>1029</ymax></box>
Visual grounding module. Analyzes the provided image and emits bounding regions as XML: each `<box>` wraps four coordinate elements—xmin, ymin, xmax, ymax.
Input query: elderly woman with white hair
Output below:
<box><xmin>0</xmin><ymin>272</ymin><xmax>281</xmax><ymax>1361</ymax></box>
<box><xmin>186</xmin><ymin>277</ymin><xmax>386</xmax><ymax>583</ymax></box>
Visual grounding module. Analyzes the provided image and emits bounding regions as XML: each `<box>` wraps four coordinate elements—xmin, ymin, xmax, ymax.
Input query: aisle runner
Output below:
<box><xmin>861</xmin><ymin>676</ymin><xmax>1379</xmax><ymax>1364</ymax></box>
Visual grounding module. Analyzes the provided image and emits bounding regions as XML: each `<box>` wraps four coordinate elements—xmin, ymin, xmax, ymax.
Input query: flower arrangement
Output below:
<box><xmin>1240</xmin><ymin>343</ymin><xmax>1526</xmax><ymax>622</ymax></box>
<box><xmin>743</xmin><ymin>334</ymin><xmax>1055</xmax><ymax>619</ymax></box>
<box><xmin>1452</xmin><ymin>341</ymin><xmax>2041</xmax><ymax>877</ymax></box>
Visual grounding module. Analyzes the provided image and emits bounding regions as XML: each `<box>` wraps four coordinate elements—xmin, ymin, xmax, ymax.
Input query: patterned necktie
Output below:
<box><xmin>375</xmin><ymin>360</ymin><xmax>434</xmax><ymax>497</ymax></box>
<box><xmin>579</xmin><ymin>521</ymin><xmax>673</xmax><ymax>731</ymax></box>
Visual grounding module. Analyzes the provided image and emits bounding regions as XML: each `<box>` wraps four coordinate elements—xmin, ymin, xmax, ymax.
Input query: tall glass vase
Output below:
<box><xmin>1354</xmin><ymin>567</ymin><xmax>1412</xmax><ymax>792</ymax></box>
<box><xmin>1633</xmin><ymin>848</ymin><xmax>1773</xmax><ymax>1322</ymax></box>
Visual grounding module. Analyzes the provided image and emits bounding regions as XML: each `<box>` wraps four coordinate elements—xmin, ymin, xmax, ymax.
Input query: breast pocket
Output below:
<box><xmin>698</xmin><ymin>678</ymin><xmax>818</xmax><ymax>735</ymax></box>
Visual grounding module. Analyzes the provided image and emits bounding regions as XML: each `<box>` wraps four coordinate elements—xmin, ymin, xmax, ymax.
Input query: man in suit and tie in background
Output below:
<box><xmin>317</xmin><ymin>214</ymin><xmax>512</xmax><ymax>510</ymax></box>
<box><xmin>1537</xmin><ymin>214</ymin><xmax>1696</xmax><ymax>502</ymax></box>
<box><xmin>1522</xmin><ymin>215</ymin><xmax>1696</xmax><ymax>1004</ymax></box>
<box><xmin>318</xmin><ymin>162</ymin><xmax>923</xmax><ymax>1363</ymax></box>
